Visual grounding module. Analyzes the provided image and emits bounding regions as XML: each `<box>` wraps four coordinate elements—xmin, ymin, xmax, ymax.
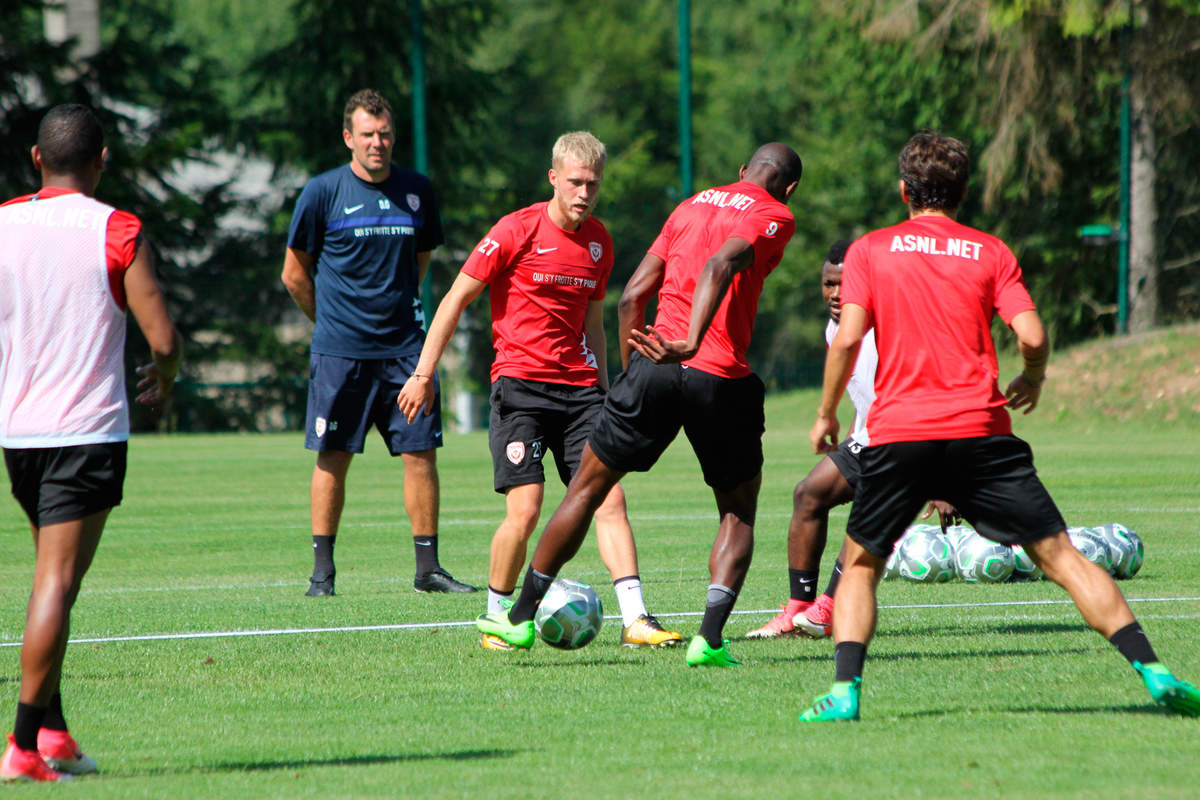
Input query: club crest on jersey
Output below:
<box><xmin>314</xmin><ymin>417</ymin><xmax>327</xmax><ymax>437</ymax></box>
<box><xmin>378</xmin><ymin>198</ymin><xmax>391</xmax><ymax>210</ymax></box>
<box><xmin>506</xmin><ymin>441</ymin><xmax>525</xmax><ymax>465</ymax></box>
<box><xmin>406</xmin><ymin>193</ymin><xmax>420</xmax><ymax>211</ymax></box>
<box><xmin>589</xmin><ymin>242</ymin><xmax>602</xmax><ymax>263</ymax></box>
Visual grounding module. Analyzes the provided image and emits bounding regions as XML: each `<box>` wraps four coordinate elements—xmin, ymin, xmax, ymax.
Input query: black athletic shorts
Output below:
<box><xmin>845</xmin><ymin>434</ymin><xmax>1065</xmax><ymax>559</ymax></box>
<box><xmin>4</xmin><ymin>442</ymin><xmax>128</xmax><ymax>528</ymax></box>
<box><xmin>488</xmin><ymin>377</ymin><xmax>606</xmax><ymax>493</ymax></box>
<box><xmin>827</xmin><ymin>437</ymin><xmax>865</xmax><ymax>489</ymax></box>
<box><xmin>588</xmin><ymin>353</ymin><xmax>765</xmax><ymax>492</ymax></box>
<box><xmin>305</xmin><ymin>352</ymin><xmax>443</xmax><ymax>455</ymax></box>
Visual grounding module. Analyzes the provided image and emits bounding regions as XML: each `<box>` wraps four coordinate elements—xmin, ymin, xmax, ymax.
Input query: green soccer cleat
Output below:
<box><xmin>685</xmin><ymin>635</ymin><xmax>740</xmax><ymax>667</ymax></box>
<box><xmin>799</xmin><ymin>677</ymin><xmax>862</xmax><ymax>722</ymax></box>
<box><xmin>1134</xmin><ymin>661</ymin><xmax>1200</xmax><ymax>717</ymax></box>
<box><xmin>475</xmin><ymin>611</ymin><xmax>536</xmax><ymax>650</ymax></box>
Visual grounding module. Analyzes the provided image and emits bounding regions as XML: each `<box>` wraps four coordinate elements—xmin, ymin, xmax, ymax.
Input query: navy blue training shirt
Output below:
<box><xmin>287</xmin><ymin>164</ymin><xmax>444</xmax><ymax>358</ymax></box>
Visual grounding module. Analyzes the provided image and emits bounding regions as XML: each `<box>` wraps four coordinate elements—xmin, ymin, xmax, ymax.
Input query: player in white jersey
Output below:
<box><xmin>747</xmin><ymin>241</ymin><xmax>955</xmax><ymax>639</ymax></box>
<box><xmin>0</xmin><ymin>105</ymin><xmax>181</xmax><ymax>782</ymax></box>
<box><xmin>747</xmin><ymin>241</ymin><xmax>869</xmax><ymax>638</ymax></box>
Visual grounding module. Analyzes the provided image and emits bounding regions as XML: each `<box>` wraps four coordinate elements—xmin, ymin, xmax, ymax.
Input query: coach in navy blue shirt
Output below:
<box><xmin>282</xmin><ymin>88</ymin><xmax>477</xmax><ymax>597</ymax></box>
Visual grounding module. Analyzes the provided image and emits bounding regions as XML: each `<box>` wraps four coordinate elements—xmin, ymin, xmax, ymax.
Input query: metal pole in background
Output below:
<box><xmin>1117</xmin><ymin>24</ymin><xmax>1131</xmax><ymax>335</ymax></box>
<box><xmin>678</xmin><ymin>0</ymin><xmax>693</xmax><ymax>199</ymax></box>
<box><xmin>410</xmin><ymin>0</ymin><xmax>434</xmax><ymax>322</ymax></box>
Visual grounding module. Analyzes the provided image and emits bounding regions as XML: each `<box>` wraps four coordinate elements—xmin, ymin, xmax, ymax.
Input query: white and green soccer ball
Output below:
<box><xmin>897</xmin><ymin>527</ymin><xmax>955</xmax><ymax>583</ymax></box>
<box><xmin>943</xmin><ymin>524</ymin><xmax>975</xmax><ymax>556</ymax></box>
<box><xmin>1090</xmin><ymin>523</ymin><xmax>1144</xmax><ymax>579</ymax></box>
<box><xmin>534</xmin><ymin>578</ymin><xmax>603</xmax><ymax>650</ymax></box>
<box><xmin>1068</xmin><ymin>527</ymin><xmax>1114</xmax><ymax>575</ymax></box>
<box><xmin>954</xmin><ymin>531</ymin><xmax>1015</xmax><ymax>583</ymax></box>
<box><xmin>883</xmin><ymin>541</ymin><xmax>903</xmax><ymax>580</ymax></box>
<box><xmin>1010</xmin><ymin>544</ymin><xmax>1044</xmax><ymax>581</ymax></box>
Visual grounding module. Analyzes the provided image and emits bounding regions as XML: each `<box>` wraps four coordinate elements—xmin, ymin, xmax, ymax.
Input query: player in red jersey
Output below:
<box><xmin>0</xmin><ymin>105</ymin><xmax>182</xmax><ymax>781</ymax></box>
<box><xmin>800</xmin><ymin>130</ymin><xmax>1199</xmax><ymax>721</ymax></box>
<box><xmin>398</xmin><ymin>132</ymin><xmax>681</xmax><ymax>649</ymax></box>
<box><xmin>476</xmin><ymin>143</ymin><xmax>803</xmax><ymax>667</ymax></box>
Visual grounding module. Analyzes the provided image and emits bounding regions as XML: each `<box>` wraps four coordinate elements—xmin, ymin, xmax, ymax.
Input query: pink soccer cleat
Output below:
<box><xmin>747</xmin><ymin>600</ymin><xmax>811</xmax><ymax>639</ymax></box>
<box><xmin>1</xmin><ymin>733</ymin><xmax>71</xmax><ymax>782</ymax></box>
<box><xmin>37</xmin><ymin>728</ymin><xmax>97</xmax><ymax>775</ymax></box>
<box><xmin>794</xmin><ymin>593</ymin><xmax>833</xmax><ymax>638</ymax></box>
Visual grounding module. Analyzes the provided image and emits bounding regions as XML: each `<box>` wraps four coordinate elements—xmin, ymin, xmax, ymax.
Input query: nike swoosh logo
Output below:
<box><xmin>798</xmin><ymin>578</ymin><xmax>815</xmax><ymax>584</ymax></box>
<box><xmin>343</xmin><ymin>204</ymin><xmax>364</xmax><ymax>214</ymax></box>
<box><xmin>536</xmin><ymin>247</ymin><xmax>557</xmax><ymax>254</ymax></box>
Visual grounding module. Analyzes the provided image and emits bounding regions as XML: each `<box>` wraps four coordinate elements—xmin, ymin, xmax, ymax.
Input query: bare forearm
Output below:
<box><xmin>683</xmin><ymin>257</ymin><xmax>735</xmax><ymax>354</ymax></box>
<box><xmin>818</xmin><ymin>340</ymin><xmax>860</xmax><ymax>417</ymax></box>
<box><xmin>1011</xmin><ymin>309</ymin><xmax>1049</xmax><ymax>384</ymax></box>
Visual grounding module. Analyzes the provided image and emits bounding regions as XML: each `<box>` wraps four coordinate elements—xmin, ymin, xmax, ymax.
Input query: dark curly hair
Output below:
<box><xmin>898</xmin><ymin>131</ymin><xmax>969</xmax><ymax>212</ymax></box>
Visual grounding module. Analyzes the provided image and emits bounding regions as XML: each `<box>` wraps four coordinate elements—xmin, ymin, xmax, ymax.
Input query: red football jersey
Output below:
<box><xmin>1</xmin><ymin>186</ymin><xmax>140</xmax><ymax>309</ymax></box>
<box><xmin>461</xmin><ymin>202</ymin><xmax>614</xmax><ymax>385</ymax></box>
<box><xmin>840</xmin><ymin>214</ymin><xmax>1037</xmax><ymax>444</ymax></box>
<box><xmin>646</xmin><ymin>180</ymin><xmax>795</xmax><ymax>378</ymax></box>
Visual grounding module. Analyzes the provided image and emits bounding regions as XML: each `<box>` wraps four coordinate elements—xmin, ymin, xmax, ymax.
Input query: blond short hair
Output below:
<box><xmin>552</xmin><ymin>131</ymin><xmax>606</xmax><ymax>171</ymax></box>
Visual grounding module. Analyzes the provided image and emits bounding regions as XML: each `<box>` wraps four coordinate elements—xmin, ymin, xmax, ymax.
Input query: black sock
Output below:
<box><xmin>14</xmin><ymin>702</ymin><xmax>45</xmax><ymax>751</ymax></box>
<box><xmin>824</xmin><ymin>559</ymin><xmax>844</xmax><ymax>597</ymax></box>
<box><xmin>699</xmin><ymin>584</ymin><xmax>737</xmax><ymax>649</ymax></box>
<box><xmin>312</xmin><ymin>535</ymin><xmax>335</xmax><ymax>579</ymax></box>
<box><xmin>41</xmin><ymin>692</ymin><xmax>67</xmax><ymax>732</ymax></box>
<box><xmin>413</xmin><ymin>535</ymin><xmax>439</xmax><ymax>575</ymax></box>
<box><xmin>834</xmin><ymin>641</ymin><xmax>867</xmax><ymax>683</ymax></box>
<box><xmin>510</xmin><ymin>568</ymin><xmax>554</xmax><ymax>624</ymax></box>
<box><xmin>1109</xmin><ymin>621</ymin><xmax>1159</xmax><ymax>666</ymax></box>
<box><xmin>789</xmin><ymin>568</ymin><xmax>820</xmax><ymax>603</ymax></box>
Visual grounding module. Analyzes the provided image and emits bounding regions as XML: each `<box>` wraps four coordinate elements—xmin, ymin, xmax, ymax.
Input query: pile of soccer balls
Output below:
<box><xmin>884</xmin><ymin>522</ymin><xmax>1144</xmax><ymax>584</ymax></box>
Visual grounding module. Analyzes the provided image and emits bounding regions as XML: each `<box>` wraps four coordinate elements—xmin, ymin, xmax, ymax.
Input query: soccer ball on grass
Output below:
<box><xmin>1010</xmin><ymin>543</ymin><xmax>1044</xmax><ymax>581</ymax></box>
<box><xmin>1090</xmin><ymin>523</ymin><xmax>1144</xmax><ymax>579</ymax></box>
<box><xmin>1068</xmin><ymin>527</ymin><xmax>1114</xmax><ymax>575</ymax></box>
<box><xmin>954</xmin><ymin>531</ymin><xmax>1015</xmax><ymax>583</ymax></box>
<box><xmin>896</xmin><ymin>526</ymin><xmax>955</xmax><ymax>583</ymax></box>
<box><xmin>534</xmin><ymin>578</ymin><xmax>604</xmax><ymax>649</ymax></box>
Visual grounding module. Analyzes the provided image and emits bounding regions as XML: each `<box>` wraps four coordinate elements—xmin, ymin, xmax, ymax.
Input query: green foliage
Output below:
<box><xmin>6</xmin><ymin>0</ymin><xmax>1198</xmax><ymax>427</ymax></box>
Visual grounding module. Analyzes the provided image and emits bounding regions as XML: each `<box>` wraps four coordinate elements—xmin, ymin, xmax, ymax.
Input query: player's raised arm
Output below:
<box><xmin>397</xmin><ymin>270</ymin><xmax>488</xmax><ymax>422</ymax></box>
<box><xmin>617</xmin><ymin>252</ymin><xmax>666</xmax><ymax>369</ymax></box>
<box><xmin>1004</xmin><ymin>309</ymin><xmax>1048</xmax><ymax>414</ymax></box>
<box><xmin>811</xmin><ymin>302</ymin><xmax>867</xmax><ymax>453</ymax></box>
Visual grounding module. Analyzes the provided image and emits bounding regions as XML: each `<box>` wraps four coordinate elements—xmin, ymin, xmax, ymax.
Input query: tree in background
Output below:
<box><xmin>836</xmin><ymin>0</ymin><xmax>1200</xmax><ymax>335</ymax></box>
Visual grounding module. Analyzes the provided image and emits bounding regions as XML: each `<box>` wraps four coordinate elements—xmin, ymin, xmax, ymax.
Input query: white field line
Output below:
<box><xmin>1</xmin><ymin>596</ymin><xmax>1196</xmax><ymax>648</ymax></box>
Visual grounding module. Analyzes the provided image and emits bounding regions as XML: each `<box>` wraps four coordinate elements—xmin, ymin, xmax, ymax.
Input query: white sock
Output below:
<box><xmin>613</xmin><ymin>576</ymin><xmax>647</xmax><ymax>628</ymax></box>
<box><xmin>487</xmin><ymin>587</ymin><xmax>512</xmax><ymax>615</ymax></box>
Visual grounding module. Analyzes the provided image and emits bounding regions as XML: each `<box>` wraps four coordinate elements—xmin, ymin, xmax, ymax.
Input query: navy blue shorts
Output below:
<box><xmin>488</xmin><ymin>377</ymin><xmax>605</xmax><ymax>493</ymax></box>
<box><xmin>846</xmin><ymin>435</ymin><xmax>1066</xmax><ymax>559</ymax></box>
<box><xmin>588</xmin><ymin>353</ymin><xmax>765</xmax><ymax>492</ymax></box>
<box><xmin>305</xmin><ymin>353</ymin><xmax>443</xmax><ymax>455</ymax></box>
<box><xmin>4</xmin><ymin>442</ymin><xmax>127</xmax><ymax>527</ymax></box>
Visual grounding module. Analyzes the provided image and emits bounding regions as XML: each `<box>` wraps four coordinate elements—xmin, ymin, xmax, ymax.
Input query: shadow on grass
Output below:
<box><xmin>740</xmin><ymin>642</ymin><xmax>1096</xmax><ymax>666</ymax></box>
<box><xmin>882</xmin><ymin>621</ymin><xmax>1093</xmax><ymax>637</ymax></box>
<box><xmin>893</xmin><ymin>703</ymin><xmax>1167</xmax><ymax>720</ymax></box>
<box><xmin>131</xmin><ymin>747</ymin><xmax>516</xmax><ymax>777</ymax></box>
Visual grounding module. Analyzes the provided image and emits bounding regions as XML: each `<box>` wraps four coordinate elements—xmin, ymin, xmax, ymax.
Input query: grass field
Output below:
<box><xmin>1</xmin><ymin>388</ymin><xmax>1198</xmax><ymax>798</ymax></box>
